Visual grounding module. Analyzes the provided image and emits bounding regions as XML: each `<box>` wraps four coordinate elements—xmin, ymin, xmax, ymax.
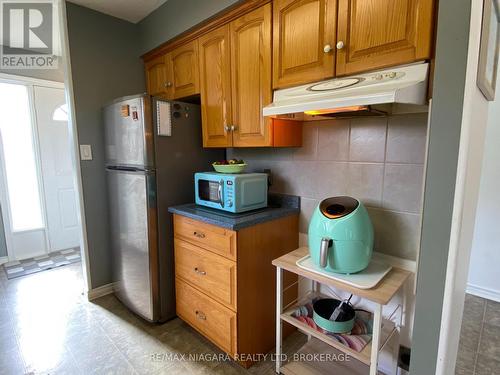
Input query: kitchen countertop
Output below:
<box><xmin>168</xmin><ymin>193</ymin><xmax>300</xmax><ymax>230</ymax></box>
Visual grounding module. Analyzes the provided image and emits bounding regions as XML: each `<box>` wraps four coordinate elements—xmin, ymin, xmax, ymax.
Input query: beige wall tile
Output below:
<box><xmin>349</xmin><ymin>117</ymin><xmax>387</xmax><ymax>162</ymax></box>
<box><xmin>368</xmin><ymin>208</ymin><xmax>421</xmax><ymax>260</ymax></box>
<box><xmin>386</xmin><ymin>113</ymin><xmax>428</xmax><ymax>164</ymax></box>
<box><xmin>382</xmin><ymin>164</ymin><xmax>424</xmax><ymax>213</ymax></box>
<box><xmin>226</xmin><ymin>114</ymin><xmax>427</xmax><ymax>261</ymax></box>
<box><xmin>293</xmin><ymin>124</ymin><xmax>318</xmax><ymax>160</ymax></box>
<box><xmin>317</xmin><ymin>119</ymin><xmax>350</xmax><ymax>161</ymax></box>
<box><xmin>299</xmin><ymin>197</ymin><xmax>319</xmax><ymax>234</ymax></box>
<box><xmin>347</xmin><ymin>163</ymin><xmax>384</xmax><ymax>208</ymax></box>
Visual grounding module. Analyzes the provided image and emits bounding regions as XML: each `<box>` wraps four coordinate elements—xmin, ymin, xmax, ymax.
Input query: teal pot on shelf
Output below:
<box><xmin>312</xmin><ymin>298</ymin><xmax>355</xmax><ymax>333</ymax></box>
<box><xmin>308</xmin><ymin>196</ymin><xmax>374</xmax><ymax>274</ymax></box>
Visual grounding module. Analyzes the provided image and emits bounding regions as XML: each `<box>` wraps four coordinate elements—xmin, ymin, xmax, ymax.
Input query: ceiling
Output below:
<box><xmin>68</xmin><ymin>0</ymin><xmax>168</xmax><ymax>23</ymax></box>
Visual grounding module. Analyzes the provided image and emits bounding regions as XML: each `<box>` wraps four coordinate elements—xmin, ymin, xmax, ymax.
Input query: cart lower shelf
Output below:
<box><xmin>280</xmin><ymin>338</ymin><xmax>383</xmax><ymax>375</ymax></box>
<box><xmin>281</xmin><ymin>293</ymin><xmax>396</xmax><ymax>366</ymax></box>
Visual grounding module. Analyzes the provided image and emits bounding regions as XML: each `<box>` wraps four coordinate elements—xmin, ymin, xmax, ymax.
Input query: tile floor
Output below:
<box><xmin>456</xmin><ymin>293</ymin><xmax>500</xmax><ymax>375</ymax></box>
<box><xmin>0</xmin><ymin>262</ymin><xmax>305</xmax><ymax>375</ymax></box>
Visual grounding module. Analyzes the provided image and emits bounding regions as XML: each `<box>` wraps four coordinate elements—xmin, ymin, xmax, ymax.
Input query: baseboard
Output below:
<box><xmin>467</xmin><ymin>283</ymin><xmax>500</xmax><ymax>303</ymax></box>
<box><xmin>87</xmin><ymin>283</ymin><xmax>114</xmax><ymax>301</ymax></box>
<box><xmin>0</xmin><ymin>256</ymin><xmax>8</xmax><ymax>265</ymax></box>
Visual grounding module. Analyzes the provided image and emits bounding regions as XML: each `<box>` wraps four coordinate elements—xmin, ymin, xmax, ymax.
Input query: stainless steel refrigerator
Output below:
<box><xmin>103</xmin><ymin>94</ymin><xmax>223</xmax><ymax>322</ymax></box>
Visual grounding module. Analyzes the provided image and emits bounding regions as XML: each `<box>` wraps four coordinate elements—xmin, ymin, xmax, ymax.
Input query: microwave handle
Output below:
<box><xmin>217</xmin><ymin>179</ymin><xmax>224</xmax><ymax>207</ymax></box>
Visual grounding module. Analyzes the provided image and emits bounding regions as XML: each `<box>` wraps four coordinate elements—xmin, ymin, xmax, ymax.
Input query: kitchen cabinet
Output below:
<box><xmin>167</xmin><ymin>40</ymin><xmax>200</xmax><ymax>99</ymax></box>
<box><xmin>198</xmin><ymin>25</ymin><xmax>233</xmax><ymax>148</ymax></box>
<box><xmin>230</xmin><ymin>4</ymin><xmax>272</xmax><ymax>147</ymax></box>
<box><xmin>336</xmin><ymin>0</ymin><xmax>435</xmax><ymax>76</ymax></box>
<box><xmin>173</xmin><ymin>214</ymin><xmax>299</xmax><ymax>367</ymax></box>
<box><xmin>199</xmin><ymin>5</ymin><xmax>303</xmax><ymax>148</ymax></box>
<box><xmin>145</xmin><ymin>54</ymin><xmax>168</xmax><ymax>97</ymax></box>
<box><xmin>272</xmin><ymin>0</ymin><xmax>337</xmax><ymax>89</ymax></box>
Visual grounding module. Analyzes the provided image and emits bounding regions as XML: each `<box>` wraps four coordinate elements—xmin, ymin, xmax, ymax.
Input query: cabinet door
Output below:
<box><xmin>199</xmin><ymin>25</ymin><xmax>233</xmax><ymax>148</ymax></box>
<box><xmin>273</xmin><ymin>0</ymin><xmax>337</xmax><ymax>89</ymax></box>
<box><xmin>144</xmin><ymin>54</ymin><xmax>169</xmax><ymax>97</ymax></box>
<box><xmin>336</xmin><ymin>0</ymin><xmax>434</xmax><ymax>75</ymax></box>
<box><xmin>168</xmin><ymin>40</ymin><xmax>200</xmax><ymax>99</ymax></box>
<box><xmin>230</xmin><ymin>4</ymin><xmax>272</xmax><ymax>147</ymax></box>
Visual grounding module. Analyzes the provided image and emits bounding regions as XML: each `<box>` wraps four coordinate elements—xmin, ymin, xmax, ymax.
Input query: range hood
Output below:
<box><xmin>263</xmin><ymin>63</ymin><xmax>429</xmax><ymax>118</ymax></box>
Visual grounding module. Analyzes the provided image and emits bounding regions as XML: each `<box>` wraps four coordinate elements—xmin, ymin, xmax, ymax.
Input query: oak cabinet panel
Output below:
<box><xmin>145</xmin><ymin>54</ymin><xmax>168</xmax><ymax>97</ymax></box>
<box><xmin>168</xmin><ymin>40</ymin><xmax>200</xmax><ymax>99</ymax></box>
<box><xmin>336</xmin><ymin>0</ymin><xmax>434</xmax><ymax>75</ymax></box>
<box><xmin>230</xmin><ymin>3</ymin><xmax>272</xmax><ymax>147</ymax></box>
<box><xmin>273</xmin><ymin>0</ymin><xmax>337</xmax><ymax>88</ymax></box>
<box><xmin>198</xmin><ymin>25</ymin><xmax>233</xmax><ymax>148</ymax></box>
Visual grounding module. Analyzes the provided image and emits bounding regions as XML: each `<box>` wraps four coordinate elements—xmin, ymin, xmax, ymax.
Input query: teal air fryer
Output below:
<box><xmin>308</xmin><ymin>196</ymin><xmax>374</xmax><ymax>274</ymax></box>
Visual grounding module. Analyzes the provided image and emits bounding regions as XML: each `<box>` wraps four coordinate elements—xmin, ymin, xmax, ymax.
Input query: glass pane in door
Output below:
<box><xmin>0</xmin><ymin>82</ymin><xmax>44</xmax><ymax>231</ymax></box>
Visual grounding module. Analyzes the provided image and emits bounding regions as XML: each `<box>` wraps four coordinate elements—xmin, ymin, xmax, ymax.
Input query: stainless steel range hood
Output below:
<box><xmin>263</xmin><ymin>63</ymin><xmax>429</xmax><ymax>118</ymax></box>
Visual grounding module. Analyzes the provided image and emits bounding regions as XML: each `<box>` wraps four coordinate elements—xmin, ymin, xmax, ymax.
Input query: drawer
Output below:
<box><xmin>176</xmin><ymin>278</ymin><xmax>237</xmax><ymax>356</ymax></box>
<box><xmin>173</xmin><ymin>215</ymin><xmax>237</xmax><ymax>260</ymax></box>
<box><xmin>175</xmin><ymin>239</ymin><xmax>237</xmax><ymax>310</ymax></box>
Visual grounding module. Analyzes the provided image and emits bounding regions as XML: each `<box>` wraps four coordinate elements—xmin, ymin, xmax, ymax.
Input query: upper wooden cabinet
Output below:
<box><xmin>167</xmin><ymin>40</ymin><xmax>200</xmax><ymax>99</ymax></box>
<box><xmin>230</xmin><ymin>3</ymin><xmax>272</xmax><ymax>147</ymax></box>
<box><xmin>272</xmin><ymin>0</ymin><xmax>337</xmax><ymax>89</ymax></box>
<box><xmin>198</xmin><ymin>25</ymin><xmax>233</xmax><ymax>148</ymax></box>
<box><xmin>145</xmin><ymin>54</ymin><xmax>168</xmax><ymax>97</ymax></box>
<box><xmin>336</xmin><ymin>0</ymin><xmax>434</xmax><ymax>75</ymax></box>
<box><xmin>199</xmin><ymin>4</ymin><xmax>302</xmax><ymax>148</ymax></box>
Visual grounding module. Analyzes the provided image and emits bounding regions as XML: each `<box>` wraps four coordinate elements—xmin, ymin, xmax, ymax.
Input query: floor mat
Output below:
<box><xmin>2</xmin><ymin>248</ymin><xmax>81</xmax><ymax>279</ymax></box>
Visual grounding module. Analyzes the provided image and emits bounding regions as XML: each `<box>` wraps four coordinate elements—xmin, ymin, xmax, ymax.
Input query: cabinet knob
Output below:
<box><xmin>336</xmin><ymin>41</ymin><xmax>345</xmax><ymax>50</ymax></box>
<box><xmin>194</xmin><ymin>267</ymin><xmax>207</xmax><ymax>276</ymax></box>
<box><xmin>164</xmin><ymin>82</ymin><xmax>172</xmax><ymax>88</ymax></box>
<box><xmin>230</xmin><ymin>125</ymin><xmax>237</xmax><ymax>131</ymax></box>
<box><xmin>224</xmin><ymin>125</ymin><xmax>230</xmax><ymax>132</ymax></box>
<box><xmin>323</xmin><ymin>44</ymin><xmax>332</xmax><ymax>53</ymax></box>
<box><xmin>193</xmin><ymin>231</ymin><xmax>205</xmax><ymax>238</ymax></box>
<box><xmin>195</xmin><ymin>310</ymin><xmax>206</xmax><ymax>320</ymax></box>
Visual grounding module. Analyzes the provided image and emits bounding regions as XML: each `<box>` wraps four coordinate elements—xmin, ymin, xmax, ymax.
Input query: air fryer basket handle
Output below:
<box><xmin>319</xmin><ymin>238</ymin><xmax>331</xmax><ymax>268</ymax></box>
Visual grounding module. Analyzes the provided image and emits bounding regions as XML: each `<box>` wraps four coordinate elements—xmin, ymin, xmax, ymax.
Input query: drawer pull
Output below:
<box><xmin>193</xmin><ymin>231</ymin><xmax>206</xmax><ymax>238</ymax></box>
<box><xmin>195</xmin><ymin>310</ymin><xmax>206</xmax><ymax>320</ymax></box>
<box><xmin>194</xmin><ymin>267</ymin><xmax>207</xmax><ymax>276</ymax></box>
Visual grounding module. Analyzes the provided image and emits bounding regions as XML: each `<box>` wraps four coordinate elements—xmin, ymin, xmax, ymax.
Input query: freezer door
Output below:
<box><xmin>107</xmin><ymin>167</ymin><xmax>159</xmax><ymax>321</ymax></box>
<box><xmin>104</xmin><ymin>95</ymin><xmax>154</xmax><ymax>168</ymax></box>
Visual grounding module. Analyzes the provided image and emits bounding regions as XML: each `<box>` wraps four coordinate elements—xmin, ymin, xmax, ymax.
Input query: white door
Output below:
<box><xmin>34</xmin><ymin>86</ymin><xmax>79</xmax><ymax>252</ymax></box>
<box><xmin>0</xmin><ymin>82</ymin><xmax>47</xmax><ymax>260</ymax></box>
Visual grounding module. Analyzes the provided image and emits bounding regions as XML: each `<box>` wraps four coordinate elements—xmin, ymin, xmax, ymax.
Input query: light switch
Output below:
<box><xmin>80</xmin><ymin>144</ymin><xmax>93</xmax><ymax>161</ymax></box>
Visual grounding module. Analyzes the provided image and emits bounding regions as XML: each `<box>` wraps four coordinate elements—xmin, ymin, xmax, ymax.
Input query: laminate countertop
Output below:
<box><xmin>168</xmin><ymin>194</ymin><xmax>300</xmax><ymax>231</ymax></box>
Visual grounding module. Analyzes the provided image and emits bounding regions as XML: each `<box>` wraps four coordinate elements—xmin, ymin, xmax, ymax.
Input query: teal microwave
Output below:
<box><xmin>194</xmin><ymin>172</ymin><xmax>268</xmax><ymax>213</ymax></box>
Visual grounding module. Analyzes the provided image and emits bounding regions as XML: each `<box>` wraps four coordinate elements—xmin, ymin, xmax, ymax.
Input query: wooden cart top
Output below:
<box><xmin>272</xmin><ymin>247</ymin><xmax>412</xmax><ymax>305</ymax></box>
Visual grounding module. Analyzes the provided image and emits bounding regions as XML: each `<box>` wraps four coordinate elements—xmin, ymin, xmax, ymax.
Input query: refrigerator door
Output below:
<box><xmin>106</xmin><ymin>167</ymin><xmax>159</xmax><ymax>321</ymax></box>
<box><xmin>103</xmin><ymin>94</ymin><xmax>154</xmax><ymax>168</ymax></box>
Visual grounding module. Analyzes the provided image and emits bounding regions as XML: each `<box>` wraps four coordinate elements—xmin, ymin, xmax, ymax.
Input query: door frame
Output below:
<box><xmin>0</xmin><ymin>1</ymin><xmax>93</xmax><ymax>294</ymax></box>
<box><xmin>0</xmin><ymin>74</ymin><xmax>61</xmax><ymax>261</ymax></box>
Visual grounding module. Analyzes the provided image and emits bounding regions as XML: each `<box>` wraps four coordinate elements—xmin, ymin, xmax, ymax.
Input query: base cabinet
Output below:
<box><xmin>173</xmin><ymin>214</ymin><xmax>299</xmax><ymax>368</ymax></box>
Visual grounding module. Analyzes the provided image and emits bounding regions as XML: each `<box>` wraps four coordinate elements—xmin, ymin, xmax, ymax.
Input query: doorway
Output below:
<box><xmin>0</xmin><ymin>76</ymin><xmax>81</xmax><ymax>275</ymax></box>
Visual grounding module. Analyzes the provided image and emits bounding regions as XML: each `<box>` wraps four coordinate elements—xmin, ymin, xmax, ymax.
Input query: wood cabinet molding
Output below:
<box><xmin>272</xmin><ymin>0</ymin><xmax>337</xmax><ymax>88</ymax></box>
<box><xmin>168</xmin><ymin>40</ymin><xmax>200</xmax><ymax>99</ymax></box>
<box><xmin>336</xmin><ymin>0</ymin><xmax>435</xmax><ymax>76</ymax></box>
<box><xmin>230</xmin><ymin>3</ymin><xmax>273</xmax><ymax>147</ymax></box>
<box><xmin>145</xmin><ymin>54</ymin><xmax>168</xmax><ymax>97</ymax></box>
<box><xmin>142</xmin><ymin>0</ymin><xmax>271</xmax><ymax>62</ymax></box>
<box><xmin>198</xmin><ymin>25</ymin><xmax>233</xmax><ymax>148</ymax></box>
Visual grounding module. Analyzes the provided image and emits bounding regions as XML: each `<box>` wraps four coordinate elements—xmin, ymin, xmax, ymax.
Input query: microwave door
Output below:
<box><xmin>198</xmin><ymin>179</ymin><xmax>224</xmax><ymax>208</ymax></box>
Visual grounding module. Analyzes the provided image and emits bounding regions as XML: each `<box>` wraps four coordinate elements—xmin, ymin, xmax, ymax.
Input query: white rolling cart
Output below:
<box><xmin>273</xmin><ymin>247</ymin><xmax>412</xmax><ymax>375</ymax></box>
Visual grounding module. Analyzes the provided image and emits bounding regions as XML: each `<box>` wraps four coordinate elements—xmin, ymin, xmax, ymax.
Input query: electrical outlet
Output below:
<box><xmin>79</xmin><ymin>145</ymin><xmax>93</xmax><ymax>161</ymax></box>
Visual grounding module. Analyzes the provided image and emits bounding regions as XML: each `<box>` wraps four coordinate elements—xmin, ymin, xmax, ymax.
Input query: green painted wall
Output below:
<box><xmin>138</xmin><ymin>0</ymin><xmax>240</xmax><ymax>53</ymax></box>
<box><xmin>66</xmin><ymin>3</ymin><xmax>145</xmax><ymax>288</ymax></box>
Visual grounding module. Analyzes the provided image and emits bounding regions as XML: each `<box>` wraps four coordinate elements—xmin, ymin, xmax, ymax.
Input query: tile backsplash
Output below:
<box><xmin>227</xmin><ymin>113</ymin><xmax>428</xmax><ymax>261</ymax></box>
